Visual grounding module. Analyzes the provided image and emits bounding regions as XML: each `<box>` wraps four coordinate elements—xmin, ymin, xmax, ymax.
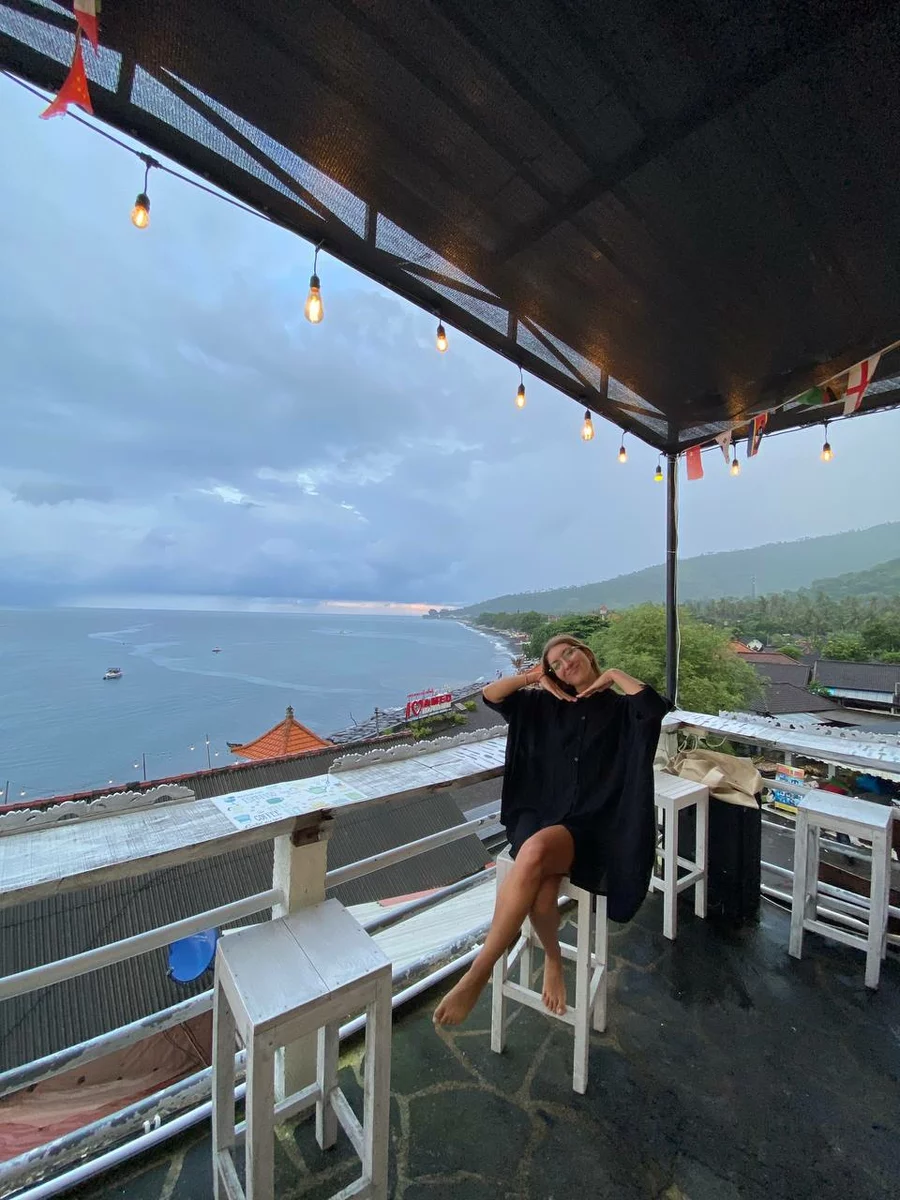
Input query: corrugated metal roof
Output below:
<box><xmin>752</xmin><ymin>662</ymin><xmax>812</xmax><ymax>687</ymax></box>
<box><xmin>813</xmin><ymin>660</ymin><xmax>900</xmax><ymax>692</ymax></box>
<box><xmin>751</xmin><ymin>682</ymin><xmax>835</xmax><ymax>716</ymax></box>
<box><xmin>1</xmin><ymin>702</ymin><xmax>502</xmax><ymax>1069</ymax></box>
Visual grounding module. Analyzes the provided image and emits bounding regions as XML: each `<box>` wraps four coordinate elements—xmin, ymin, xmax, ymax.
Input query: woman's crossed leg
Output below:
<box><xmin>433</xmin><ymin>824</ymin><xmax>574</xmax><ymax>1026</ymax></box>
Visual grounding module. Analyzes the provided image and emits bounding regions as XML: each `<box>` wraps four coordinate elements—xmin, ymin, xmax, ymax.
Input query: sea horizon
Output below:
<box><xmin>0</xmin><ymin>595</ymin><xmax>468</xmax><ymax>616</ymax></box>
<box><xmin>0</xmin><ymin>607</ymin><xmax>512</xmax><ymax>803</ymax></box>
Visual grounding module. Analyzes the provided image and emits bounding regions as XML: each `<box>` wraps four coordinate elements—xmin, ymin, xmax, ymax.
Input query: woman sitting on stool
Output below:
<box><xmin>434</xmin><ymin>635</ymin><xmax>670</xmax><ymax>1026</ymax></box>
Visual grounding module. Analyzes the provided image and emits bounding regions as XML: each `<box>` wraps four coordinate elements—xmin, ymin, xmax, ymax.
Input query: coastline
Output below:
<box><xmin>452</xmin><ymin>617</ymin><xmax>525</xmax><ymax>664</ymax></box>
<box><xmin>328</xmin><ymin>620</ymin><xmax>522</xmax><ymax>744</ymax></box>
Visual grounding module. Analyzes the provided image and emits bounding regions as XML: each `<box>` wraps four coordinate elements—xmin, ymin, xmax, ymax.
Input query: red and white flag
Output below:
<box><xmin>715</xmin><ymin>430</ymin><xmax>732</xmax><ymax>465</ymax></box>
<box><xmin>685</xmin><ymin>445</ymin><xmax>704</xmax><ymax>481</ymax></box>
<box><xmin>748</xmin><ymin>412</ymin><xmax>768</xmax><ymax>457</ymax></box>
<box><xmin>40</xmin><ymin>29</ymin><xmax>93</xmax><ymax>118</ymax></box>
<box><xmin>843</xmin><ymin>353</ymin><xmax>881</xmax><ymax>415</ymax></box>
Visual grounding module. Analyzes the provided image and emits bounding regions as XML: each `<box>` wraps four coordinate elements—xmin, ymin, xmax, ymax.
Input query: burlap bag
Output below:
<box><xmin>666</xmin><ymin>748</ymin><xmax>761</xmax><ymax>809</ymax></box>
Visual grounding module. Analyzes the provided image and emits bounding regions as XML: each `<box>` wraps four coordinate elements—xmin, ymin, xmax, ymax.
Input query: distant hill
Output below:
<box><xmin>459</xmin><ymin>523</ymin><xmax>900</xmax><ymax>615</ymax></box>
<box><xmin>808</xmin><ymin>557</ymin><xmax>900</xmax><ymax>599</ymax></box>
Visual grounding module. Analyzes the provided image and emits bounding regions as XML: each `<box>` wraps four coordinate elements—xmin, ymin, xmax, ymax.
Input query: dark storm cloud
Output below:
<box><xmin>2</xmin><ymin>76</ymin><xmax>899</xmax><ymax>607</ymax></box>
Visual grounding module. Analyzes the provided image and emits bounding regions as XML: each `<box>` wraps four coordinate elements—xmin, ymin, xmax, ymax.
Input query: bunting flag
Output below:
<box><xmin>715</xmin><ymin>430</ymin><xmax>732</xmax><ymax>465</ymax></box>
<box><xmin>685</xmin><ymin>445</ymin><xmax>704</xmax><ymax>480</ymax></box>
<box><xmin>74</xmin><ymin>0</ymin><xmax>100</xmax><ymax>51</ymax></box>
<box><xmin>40</xmin><ymin>29</ymin><xmax>93</xmax><ymax>118</ymax></box>
<box><xmin>796</xmin><ymin>384</ymin><xmax>838</xmax><ymax>407</ymax></box>
<box><xmin>748</xmin><ymin>412</ymin><xmax>768</xmax><ymax>457</ymax></box>
<box><xmin>843</xmin><ymin>352</ymin><xmax>881</xmax><ymax>415</ymax></box>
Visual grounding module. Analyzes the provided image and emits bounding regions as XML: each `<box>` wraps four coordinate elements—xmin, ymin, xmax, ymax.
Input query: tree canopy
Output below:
<box><xmin>588</xmin><ymin>605</ymin><xmax>762</xmax><ymax>714</ymax></box>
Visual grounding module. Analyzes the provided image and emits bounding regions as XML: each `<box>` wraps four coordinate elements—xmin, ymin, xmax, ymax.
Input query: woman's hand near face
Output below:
<box><xmin>576</xmin><ymin>667</ymin><xmax>646</xmax><ymax>699</ymax></box>
<box><xmin>575</xmin><ymin>669</ymin><xmax>617</xmax><ymax>700</ymax></box>
<box><xmin>537</xmin><ymin>671</ymin><xmax>576</xmax><ymax>702</ymax></box>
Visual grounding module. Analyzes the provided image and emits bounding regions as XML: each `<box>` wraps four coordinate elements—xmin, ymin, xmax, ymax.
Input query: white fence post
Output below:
<box><xmin>272</xmin><ymin>816</ymin><xmax>334</xmax><ymax>1100</ymax></box>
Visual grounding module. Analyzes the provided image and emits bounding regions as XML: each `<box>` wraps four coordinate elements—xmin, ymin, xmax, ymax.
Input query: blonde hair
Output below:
<box><xmin>541</xmin><ymin>635</ymin><xmax>601</xmax><ymax>691</ymax></box>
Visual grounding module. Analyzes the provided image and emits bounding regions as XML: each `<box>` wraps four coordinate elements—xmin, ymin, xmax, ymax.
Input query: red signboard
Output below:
<box><xmin>405</xmin><ymin>688</ymin><xmax>453</xmax><ymax>720</ymax></box>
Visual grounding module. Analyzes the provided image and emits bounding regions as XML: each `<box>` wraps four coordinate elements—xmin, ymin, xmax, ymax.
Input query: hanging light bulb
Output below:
<box><xmin>130</xmin><ymin>156</ymin><xmax>153</xmax><ymax>229</ymax></box>
<box><xmin>654</xmin><ymin>458</ymin><xmax>663</xmax><ymax>483</ymax></box>
<box><xmin>730</xmin><ymin>454</ymin><xmax>741</xmax><ymax>477</ymax></box>
<box><xmin>515</xmin><ymin>366</ymin><xmax>526</xmax><ymax>409</ymax></box>
<box><xmin>618</xmin><ymin>432</ymin><xmax>628</xmax><ymax>464</ymax></box>
<box><xmin>581</xmin><ymin>409</ymin><xmax>594</xmax><ymax>442</ymax></box>
<box><xmin>304</xmin><ymin>245</ymin><xmax>324</xmax><ymax>324</ymax></box>
<box><xmin>821</xmin><ymin>421</ymin><xmax>834</xmax><ymax>462</ymax></box>
<box><xmin>436</xmin><ymin>319</ymin><xmax>448</xmax><ymax>352</ymax></box>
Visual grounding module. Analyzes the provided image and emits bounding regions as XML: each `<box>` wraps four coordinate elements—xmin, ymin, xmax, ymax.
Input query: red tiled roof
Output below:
<box><xmin>229</xmin><ymin>706</ymin><xmax>331</xmax><ymax>761</ymax></box>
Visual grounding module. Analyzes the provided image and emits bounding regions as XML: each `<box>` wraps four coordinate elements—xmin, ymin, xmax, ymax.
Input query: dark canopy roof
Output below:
<box><xmin>4</xmin><ymin>0</ymin><xmax>900</xmax><ymax>450</ymax></box>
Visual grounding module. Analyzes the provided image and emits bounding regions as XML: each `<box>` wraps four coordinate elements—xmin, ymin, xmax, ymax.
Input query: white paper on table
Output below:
<box><xmin>210</xmin><ymin>774</ymin><xmax>369</xmax><ymax>831</ymax></box>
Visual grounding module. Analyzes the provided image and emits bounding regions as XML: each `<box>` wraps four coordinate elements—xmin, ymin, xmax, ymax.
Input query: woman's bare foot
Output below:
<box><xmin>433</xmin><ymin>970</ymin><xmax>486</xmax><ymax>1026</ymax></box>
<box><xmin>542</xmin><ymin>956</ymin><xmax>567</xmax><ymax>1015</ymax></box>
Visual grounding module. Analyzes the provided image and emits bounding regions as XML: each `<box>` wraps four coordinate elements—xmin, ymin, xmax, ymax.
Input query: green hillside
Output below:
<box><xmin>459</xmin><ymin>522</ymin><xmax>900</xmax><ymax>615</ymax></box>
<box><xmin>809</xmin><ymin>557</ymin><xmax>900</xmax><ymax>599</ymax></box>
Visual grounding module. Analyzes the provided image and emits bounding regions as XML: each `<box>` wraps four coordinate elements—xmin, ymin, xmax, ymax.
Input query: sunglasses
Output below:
<box><xmin>547</xmin><ymin>645</ymin><xmax>580</xmax><ymax>674</ymax></box>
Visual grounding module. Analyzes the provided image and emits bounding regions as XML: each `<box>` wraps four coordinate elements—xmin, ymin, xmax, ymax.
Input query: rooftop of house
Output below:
<box><xmin>749</xmin><ymin>681</ymin><xmax>835</xmax><ymax>717</ymax></box>
<box><xmin>813</xmin><ymin>660</ymin><xmax>900</xmax><ymax>693</ymax></box>
<box><xmin>228</xmin><ymin>705</ymin><xmax>333</xmax><ymax>761</ymax></box>
<box><xmin>54</xmin><ymin>895</ymin><xmax>899</xmax><ymax>1200</ymax></box>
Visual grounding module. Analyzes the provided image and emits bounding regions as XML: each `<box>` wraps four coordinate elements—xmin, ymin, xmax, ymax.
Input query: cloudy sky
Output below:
<box><xmin>1</xmin><ymin>74</ymin><xmax>898</xmax><ymax>611</ymax></box>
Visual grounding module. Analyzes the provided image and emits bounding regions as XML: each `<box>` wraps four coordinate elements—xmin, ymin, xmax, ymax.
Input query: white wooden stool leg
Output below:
<box><xmin>212</xmin><ymin>983</ymin><xmax>236</xmax><ymax>1200</ymax></box>
<box><xmin>789</xmin><ymin>809</ymin><xmax>811</xmax><ymax>959</ymax></box>
<box><xmin>866</xmin><ymin>831</ymin><xmax>890</xmax><ymax>989</ymax></box>
<box><xmin>520</xmin><ymin>915</ymin><xmax>534</xmax><ymax>987</ymax></box>
<box><xmin>490</xmin><ymin>938</ymin><xmax>509</xmax><ymax>1054</ymax></box>
<box><xmin>572</xmin><ymin>888</ymin><xmax>592</xmax><ymax>1095</ymax></box>
<box><xmin>694</xmin><ymin>794</ymin><xmax>708</xmax><ymax>919</ymax></box>
<box><xmin>363</xmin><ymin>974</ymin><xmax>392</xmax><ymax>1200</ymax></box>
<box><xmin>315</xmin><ymin>1022</ymin><xmax>339</xmax><ymax>1150</ymax></box>
<box><xmin>593</xmin><ymin>894</ymin><xmax>608</xmax><ymax>1034</ymax></box>
<box><xmin>491</xmin><ymin>853</ymin><xmax>513</xmax><ymax>1053</ymax></box>
<box><xmin>662</xmin><ymin>804</ymin><xmax>678</xmax><ymax>940</ymax></box>
<box><xmin>245</xmin><ymin>1039</ymin><xmax>275</xmax><ymax>1200</ymax></box>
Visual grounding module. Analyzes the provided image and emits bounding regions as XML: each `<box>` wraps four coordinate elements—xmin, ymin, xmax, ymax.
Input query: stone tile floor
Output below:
<box><xmin>69</xmin><ymin>896</ymin><xmax>898</xmax><ymax>1199</ymax></box>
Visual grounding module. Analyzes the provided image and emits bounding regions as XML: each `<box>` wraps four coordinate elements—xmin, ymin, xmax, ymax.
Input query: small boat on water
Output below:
<box><xmin>212</xmin><ymin>647</ymin><xmax>222</xmax><ymax>653</ymax></box>
<box><xmin>103</xmin><ymin>667</ymin><xmax>123</xmax><ymax>680</ymax></box>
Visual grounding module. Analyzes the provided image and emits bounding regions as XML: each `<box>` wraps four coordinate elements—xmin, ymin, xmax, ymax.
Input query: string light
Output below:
<box><xmin>730</xmin><ymin>453</ymin><xmax>741</xmax><ymax>477</ymax></box>
<box><xmin>130</xmin><ymin>155</ymin><xmax>154</xmax><ymax>229</ymax></box>
<box><xmin>821</xmin><ymin>421</ymin><xmax>834</xmax><ymax>462</ymax></box>
<box><xmin>654</xmin><ymin>458</ymin><xmax>663</xmax><ymax>483</ymax></box>
<box><xmin>515</xmin><ymin>366</ymin><xmax>526</xmax><ymax>409</ymax></box>
<box><xmin>304</xmin><ymin>244</ymin><xmax>324</xmax><ymax>324</ymax></box>
<box><xmin>618</xmin><ymin>432</ymin><xmax>628</xmax><ymax>463</ymax></box>
<box><xmin>581</xmin><ymin>409</ymin><xmax>594</xmax><ymax>442</ymax></box>
<box><xmin>436</xmin><ymin>319</ymin><xmax>448</xmax><ymax>353</ymax></box>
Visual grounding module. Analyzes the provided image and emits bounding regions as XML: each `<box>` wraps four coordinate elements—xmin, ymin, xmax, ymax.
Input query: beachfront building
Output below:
<box><xmin>2</xmin><ymin>3</ymin><xmax>900</xmax><ymax>1198</ymax></box>
<box><xmin>228</xmin><ymin>706</ymin><xmax>332</xmax><ymax>762</ymax></box>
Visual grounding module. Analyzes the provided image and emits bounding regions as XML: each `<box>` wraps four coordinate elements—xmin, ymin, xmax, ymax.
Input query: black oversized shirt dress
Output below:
<box><xmin>484</xmin><ymin>683</ymin><xmax>671</xmax><ymax>923</ymax></box>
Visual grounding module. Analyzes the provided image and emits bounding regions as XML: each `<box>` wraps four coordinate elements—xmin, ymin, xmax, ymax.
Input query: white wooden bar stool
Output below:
<box><xmin>490</xmin><ymin>849</ymin><xmax>608</xmax><ymax>1094</ymax></box>
<box><xmin>789</xmin><ymin>792</ymin><xmax>894</xmax><ymax>989</ymax></box>
<box><xmin>650</xmin><ymin>772</ymin><xmax>709</xmax><ymax>940</ymax></box>
<box><xmin>212</xmin><ymin>899</ymin><xmax>392</xmax><ymax>1200</ymax></box>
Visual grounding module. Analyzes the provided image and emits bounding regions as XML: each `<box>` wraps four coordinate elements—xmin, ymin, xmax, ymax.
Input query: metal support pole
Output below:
<box><xmin>665</xmin><ymin>451</ymin><xmax>678</xmax><ymax>703</ymax></box>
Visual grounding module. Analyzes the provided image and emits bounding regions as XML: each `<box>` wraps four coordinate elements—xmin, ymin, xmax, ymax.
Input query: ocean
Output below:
<box><xmin>0</xmin><ymin>608</ymin><xmax>512</xmax><ymax>802</ymax></box>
